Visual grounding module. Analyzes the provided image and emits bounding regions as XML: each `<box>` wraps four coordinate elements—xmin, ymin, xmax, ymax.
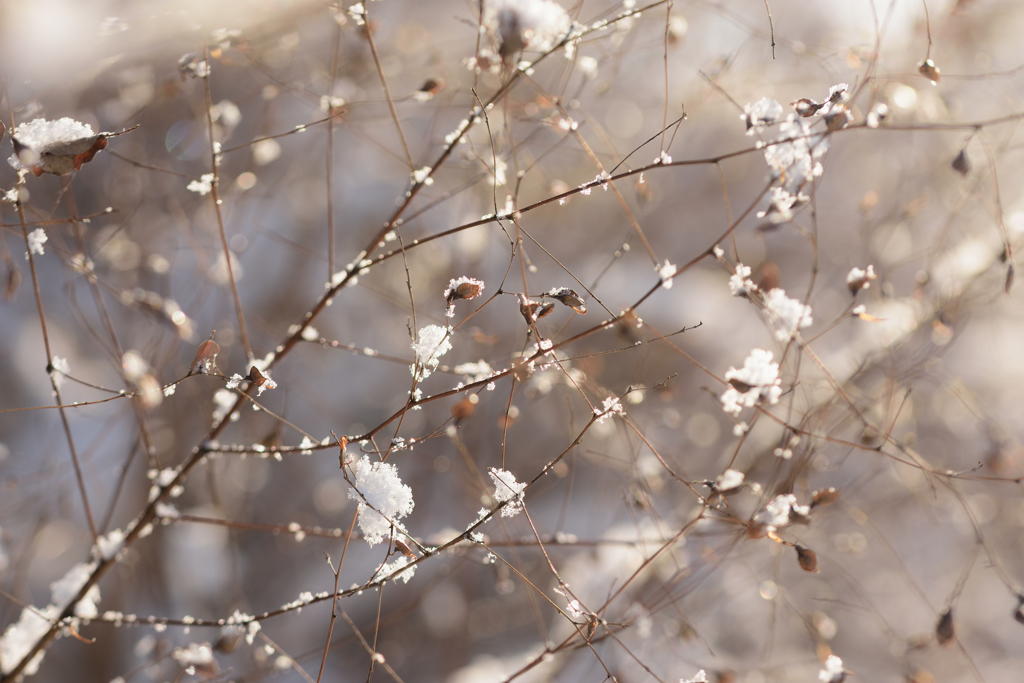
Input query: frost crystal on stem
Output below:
<box><xmin>593</xmin><ymin>396</ymin><xmax>625</xmax><ymax>424</ymax></box>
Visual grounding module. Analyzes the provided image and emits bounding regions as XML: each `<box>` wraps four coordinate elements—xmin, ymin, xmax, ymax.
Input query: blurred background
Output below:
<box><xmin>2</xmin><ymin>0</ymin><xmax>1024</xmax><ymax>680</ymax></box>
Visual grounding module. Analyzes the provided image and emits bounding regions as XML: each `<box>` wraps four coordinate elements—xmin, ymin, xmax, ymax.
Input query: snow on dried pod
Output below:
<box><xmin>541</xmin><ymin>286</ymin><xmax>586</xmax><ymax>314</ymax></box>
<box><xmin>518</xmin><ymin>294</ymin><xmax>554</xmax><ymax>325</ymax></box>
<box><xmin>10</xmin><ymin>118</ymin><xmax>126</xmax><ymax>177</ymax></box>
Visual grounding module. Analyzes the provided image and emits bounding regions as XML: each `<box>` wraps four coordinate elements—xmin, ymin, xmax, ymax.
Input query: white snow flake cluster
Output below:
<box><xmin>347</xmin><ymin>456</ymin><xmax>415</xmax><ymax>546</ymax></box>
<box><xmin>374</xmin><ymin>554</ymin><xmax>418</xmax><ymax>584</ymax></box>
<box><xmin>484</xmin><ymin>0</ymin><xmax>571</xmax><ymax>56</ymax></box>
<box><xmin>713</xmin><ymin>468</ymin><xmax>745</xmax><ymax>493</ymax></box>
<box><xmin>412</xmin><ymin>324</ymin><xmax>452</xmax><ymax>380</ymax></box>
<box><xmin>454</xmin><ymin>360</ymin><xmax>495</xmax><ymax>383</ymax></box>
<box><xmin>763</xmin><ymin>289</ymin><xmax>813</xmax><ymax>342</ymax></box>
<box><xmin>9</xmin><ymin>117</ymin><xmax>105</xmax><ymax>176</ymax></box>
<box><xmin>593</xmin><ymin>396</ymin><xmax>625</xmax><ymax>424</ymax></box>
<box><xmin>27</xmin><ymin>228</ymin><xmax>47</xmax><ymax>257</ymax></box>
<box><xmin>742</xmin><ymin>98</ymin><xmax>784</xmax><ymax>133</ymax></box>
<box><xmin>489</xmin><ymin>467</ymin><xmax>526</xmax><ymax>517</ymax></box>
<box><xmin>0</xmin><ymin>562</ymin><xmax>100</xmax><ymax>675</ymax></box>
<box><xmin>846</xmin><ymin>264</ymin><xmax>877</xmax><ymax>293</ymax></box>
<box><xmin>721</xmin><ymin>349</ymin><xmax>782</xmax><ymax>416</ymax></box>
<box><xmin>49</xmin><ymin>356</ymin><xmax>70</xmax><ymax>390</ymax></box>
<box><xmin>763</xmin><ymin>115</ymin><xmax>829</xmax><ymax>187</ymax></box>
<box><xmin>728</xmin><ymin>262</ymin><xmax>754</xmax><ymax>297</ymax></box>
<box><xmin>657</xmin><ymin>260</ymin><xmax>677</xmax><ymax>289</ymax></box>
<box><xmin>187</xmin><ymin>173</ymin><xmax>215</xmax><ymax>196</ymax></box>
<box><xmin>819</xmin><ymin>654</ymin><xmax>846</xmax><ymax>682</ymax></box>
<box><xmin>746</xmin><ymin>90</ymin><xmax>842</xmax><ymax>222</ymax></box>
<box><xmin>11</xmin><ymin>118</ymin><xmax>94</xmax><ymax>152</ymax></box>
<box><xmin>753</xmin><ymin>493</ymin><xmax>809</xmax><ymax>533</ymax></box>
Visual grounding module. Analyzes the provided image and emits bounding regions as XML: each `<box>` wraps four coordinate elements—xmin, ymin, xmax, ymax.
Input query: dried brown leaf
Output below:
<box><xmin>451</xmin><ymin>394</ymin><xmax>479</xmax><ymax>422</ymax></box>
<box><xmin>935</xmin><ymin>607</ymin><xmax>955</xmax><ymax>646</ymax></box>
<box><xmin>190</xmin><ymin>336</ymin><xmax>220</xmax><ymax>375</ymax></box>
<box><xmin>795</xmin><ymin>545</ymin><xmax>819</xmax><ymax>573</ymax></box>
<box><xmin>951</xmin><ymin>149</ymin><xmax>971</xmax><ymax>177</ymax></box>
<box><xmin>918</xmin><ymin>58</ymin><xmax>941</xmax><ymax>83</ymax></box>
<box><xmin>394</xmin><ymin>538</ymin><xmax>417</xmax><ymax>558</ymax></box>
<box><xmin>811</xmin><ymin>487</ymin><xmax>840</xmax><ymax>508</ymax></box>
<box><xmin>248</xmin><ymin>365</ymin><xmax>267</xmax><ymax>387</ymax></box>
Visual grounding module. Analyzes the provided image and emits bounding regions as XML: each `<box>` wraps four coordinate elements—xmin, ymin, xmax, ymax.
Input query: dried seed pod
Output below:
<box><xmin>747</xmin><ymin>521</ymin><xmax>769</xmax><ymax>540</ymax></box>
<box><xmin>335</xmin><ymin>435</ymin><xmax>349</xmax><ymax>468</ymax></box>
<box><xmin>795</xmin><ymin>544</ymin><xmax>820</xmax><ymax>573</ymax></box>
<box><xmin>394</xmin><ymin>538</ymin><xmax>417</xmax><ymax>558</ymax></box>
<box><xmin>451</xmin><ymin>394</ymin><xmax>479</xmax><ymax>422</ymax></box>
<box><xmin>542</xmin><ymin>287</ymin><xmax>587</xmax><ymax>314</ymax></box>
<box><xmin>756</xmin><ymin>262</ymin><xmax>780</xmax><ymax>293</ymax></box>
<box><xmin>446</xmin><ymin>278</ymin><xmax>484</xmax><ymax>305</ymax></box>
<box><xmin>935</xmin><ymin>607</ymin><xmax>955</xmax><ymax>646</ymax></box>
<box><xmin>918</xmin><ymin>58</ymin><xmax>941</xmax><ymax>83</ymax></box>
<box><xmin>635</xmin><ymin>174</ymin><xmax>654</xmax><ymax>205</ymax></box>
<box><xmin>248</xmin><ymin>365</ymin><xmax>267</xmax><ymax>388</ymax></box>
<box><xmin>190</xmin><ymin>335</ymin><xmax>220</xmax><ymax>375</ymax></box>
<box><xmin>847</xmin><ymin>266</ymin><xmax>878</xmax><ymax>294</ymax></box>
<box><xmin>951</xmin><ymin>149</ymin><xmax>971</xmax><ymax>177</ymax></box>
<box><xmin>907</xmin><ymin>667</ymin><xmax>936</xmax><ymax>683</ymax></box>
<box><xmin>418</xmin><ymin>77</ymin><xmax>445</xmax><ymax>97</ymax></box>
<box><xmin>5</xmin><ymin>266</ymin><xmax>21</xmax><ymax>301</ymax></box>
<box><xmin>792</xmin><ymin>98</ymin><xmax>823</xmax><ymax>117</ymax></box>
<box><xmin>215</xmin><ymin>631</ymin><xmax>242</xmax><ymax>653</ymax></box>
<box><xmin>519</xmin><ymin>296</ymin><xmax>554</xmax><ymax>324</ymax></box>
<box><xmin>825</xmin><ymin>106</ymin><xmax>852</xmax><ymax>132</ymax></box>
<box><xmin>727</xmin><ymin>377</ymin><xmax>754</xmax><ymax>393</ymax></box>
<box><xmin>811</xmin><ymin>487</ymin><xmax>840</xmax><ymax>508</ymax></box>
